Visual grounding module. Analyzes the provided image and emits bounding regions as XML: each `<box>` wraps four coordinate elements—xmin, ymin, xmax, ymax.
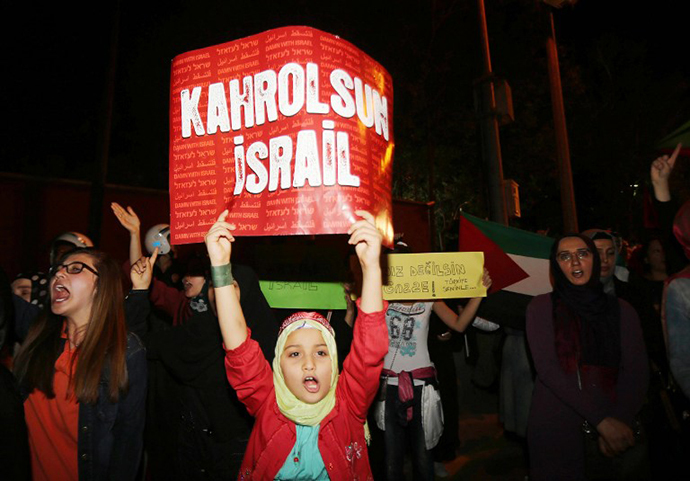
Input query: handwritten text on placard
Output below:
<box><xmin>383</xmin><ymin>252</ymin><xmax>486</xmax><ymax>300</ymax></box>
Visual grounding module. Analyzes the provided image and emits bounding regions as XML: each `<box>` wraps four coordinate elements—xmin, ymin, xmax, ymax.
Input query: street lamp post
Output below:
<box><xmin>544</xmin><ymin>3</ymin><xmax>579</xmax><ymax>232</ymax></box>
<box><xmin>475</xmin><ymin>0</ymin><xmax>508</xmax><ymax>226</ymax></box>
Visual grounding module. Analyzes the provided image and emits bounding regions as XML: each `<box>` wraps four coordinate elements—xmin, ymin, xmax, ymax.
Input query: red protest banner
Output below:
<box><xmin>169</xmin><ymin>26</ymin><xmax>394</xmax><ymax>246</ymax></box>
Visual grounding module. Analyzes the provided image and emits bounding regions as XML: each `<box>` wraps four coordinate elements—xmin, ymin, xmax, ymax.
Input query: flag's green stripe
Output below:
<box><xmin>259</xmin><ymin>280</ymin><xmax>347</xmax><ymax>309</ymax></box>
<box><xmin>657</xmin><ymin>120</ymin><xmax>690</xmax><ymax>149</ymax></box>
<box><xmin>463</xmin><ymin>212</ymin><xmax>554</xmax><ymax>259</ymax></box>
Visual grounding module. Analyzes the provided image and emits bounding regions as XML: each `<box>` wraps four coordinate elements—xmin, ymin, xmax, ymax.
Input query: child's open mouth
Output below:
<box><xmin>304</xmin><ymin>376</ymin><xmax>320</xmax><ymax>393</ymax></box>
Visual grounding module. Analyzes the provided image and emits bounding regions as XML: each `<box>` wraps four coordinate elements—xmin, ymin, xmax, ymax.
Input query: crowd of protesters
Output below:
<box><xmin>0</xmin><ymin>147</ymin><xmax>688</xmax><ymax>481</ymax></box>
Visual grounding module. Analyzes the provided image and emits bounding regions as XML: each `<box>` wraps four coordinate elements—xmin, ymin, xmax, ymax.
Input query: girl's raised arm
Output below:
<box><xmin>348</xmin><ymin>210</ymin><xmax>383</xmax><ymax>313</ymax></box>
<box><xmin>433</xmin><ymin>268</ymin><xmax>492</xmax><ymax>332</ymax></box>
<box><xmin>204</xmin><ymin>210</ymin><xmax>247</xmax><ymax>349</ymax></box>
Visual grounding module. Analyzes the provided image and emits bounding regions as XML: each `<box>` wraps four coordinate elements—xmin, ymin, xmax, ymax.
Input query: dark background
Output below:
<box><xmin>2</xmin><ymin>0</ymin><xmax>689</xmax><ymax>246</ymax></box>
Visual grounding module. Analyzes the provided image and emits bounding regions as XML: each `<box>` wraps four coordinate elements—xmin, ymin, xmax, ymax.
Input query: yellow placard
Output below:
<box><xmin>383</xmin><ymin>252</ymin><xmax>486</xmax><ymax>300</ymax></box>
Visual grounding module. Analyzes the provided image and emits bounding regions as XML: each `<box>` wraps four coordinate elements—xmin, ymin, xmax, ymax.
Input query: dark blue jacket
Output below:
<box><xmin>75</xmin><ymin>332</ymin><xmax>147</xmax><ymax>480</ymax></box>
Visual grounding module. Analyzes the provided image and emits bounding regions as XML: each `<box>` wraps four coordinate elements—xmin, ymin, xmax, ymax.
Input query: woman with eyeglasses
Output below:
<box><xmin>526</xmin><ymin>234</ymin><xmax>649</xmax><ymax>480</ymax></box>
<box><xmin>14</xmin><ymin>248</ymin><xmax>147</xmax><ymax>481</ymax></box>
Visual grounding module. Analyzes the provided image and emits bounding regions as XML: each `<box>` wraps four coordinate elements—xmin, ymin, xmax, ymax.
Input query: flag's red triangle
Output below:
<box><xmin>458</xmin><ymin>215</ymin><xmax>529</xmax><ymax>293</ymax></box>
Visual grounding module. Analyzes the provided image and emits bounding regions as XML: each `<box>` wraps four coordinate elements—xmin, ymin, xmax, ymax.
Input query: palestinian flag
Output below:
<box><xmin>459</xmin><ymin>212</ymin><xmax>555</xmax><ymax>329</ymax></box>
<box><xmin>657</xmin><ymin>120</ymin><xmax>690</xmax><ymax>156</ymax></box>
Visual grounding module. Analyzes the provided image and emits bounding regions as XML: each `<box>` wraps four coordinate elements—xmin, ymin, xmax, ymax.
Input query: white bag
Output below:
<box><xmin>374</xmin><ymin>398</ymin><xmax>386</xmax><ymax>431</ymax></box>
<box><xmin>421</xmin><ymin>383</ymin><xmax>444</xmax><ymax>450</ymax></box>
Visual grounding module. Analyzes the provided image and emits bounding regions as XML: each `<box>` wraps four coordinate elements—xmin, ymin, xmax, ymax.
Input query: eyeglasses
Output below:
<box><xmin>50</xmin><ymin>261</ymin><xmax>100</xmax><ymax>277</ymax></box>
<box><xmin>556</xmin><ymin>249</ymin><xmax>591</xmax><ymax>263</ymax></box>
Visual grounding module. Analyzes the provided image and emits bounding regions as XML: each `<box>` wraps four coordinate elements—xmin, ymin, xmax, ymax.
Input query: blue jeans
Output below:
<box><xmin>384</xmin><ymin>384</ymin><xmax>435</xmax><ymax>481</ymax></box>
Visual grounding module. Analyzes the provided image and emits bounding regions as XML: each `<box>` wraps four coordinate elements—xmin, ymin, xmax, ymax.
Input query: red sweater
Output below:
<box><xmin>224</xmin><ymin>303</ymin><xmax>388</xmax><ymax>481</ymax></box>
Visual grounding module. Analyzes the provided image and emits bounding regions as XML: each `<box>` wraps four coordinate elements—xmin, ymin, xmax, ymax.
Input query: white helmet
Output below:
<box><xmin>50</xmin><ymin>231</ymin><xmax>95</xmax><ymax>265</ymax></box>
<box><xmin>55</xmin><ymin>231</ymin><xmax>94</xmax><ymax>248</ymax></box>
<box><xmin>145</xmin><ymin>224</ymin><xmax>171</xmax><ymax>255</ymax></box>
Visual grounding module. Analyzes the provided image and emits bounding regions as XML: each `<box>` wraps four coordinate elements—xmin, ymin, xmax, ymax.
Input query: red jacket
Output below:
<box><xmin>148</xmin><ymin>277</ymin><xmax>190</xmax><ymax>326</ymax></box>
<box><xmin>122</xmin><ymin>260</ymin><xmax>190</xmax><ymax>326</ymax></box>
<box><xmin>224</xmin><ymin>303</ymin><xmax>388</xmax><ymax>481</ymax></box>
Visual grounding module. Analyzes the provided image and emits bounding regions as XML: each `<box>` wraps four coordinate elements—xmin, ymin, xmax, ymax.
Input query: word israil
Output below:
<box><xmin>231</xmin><ymin>120</ymin><xmax>360</xmax><ymax>195</ymax></box>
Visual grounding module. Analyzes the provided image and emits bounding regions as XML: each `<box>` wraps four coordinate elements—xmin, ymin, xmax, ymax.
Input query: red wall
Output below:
<box><xmin>0</xmin><ymin>173</ymin><xmax>433</xmax><ymax>279</ymax></box>
<box><xmin>0</xmin><ymin>175</ymin><xmax>170</xmax><ymax>277</ymax></box>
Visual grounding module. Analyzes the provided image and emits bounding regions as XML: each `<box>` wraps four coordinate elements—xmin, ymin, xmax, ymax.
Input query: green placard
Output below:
<box><xmin>259</xmin><ymin>281</ymin><xmax>347</xmax><ymax>309</ymax></box>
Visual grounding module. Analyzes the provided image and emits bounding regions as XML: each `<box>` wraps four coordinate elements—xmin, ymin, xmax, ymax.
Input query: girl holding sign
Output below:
<box><xmin>377</xmin><ymin>242</ymin><xmax>492</xmax><ymax>481</ymax></box>
<box><xmin>206</xmin><ymin>209</ymin><xmax>388</xmax><ymax>480</ymax></box>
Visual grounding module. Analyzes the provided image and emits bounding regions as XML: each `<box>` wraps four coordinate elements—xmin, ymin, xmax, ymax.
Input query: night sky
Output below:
<box><xmin>2</xmin><ymin>0</ymin><xmax>688</xmax><ymax>235</ymax></box>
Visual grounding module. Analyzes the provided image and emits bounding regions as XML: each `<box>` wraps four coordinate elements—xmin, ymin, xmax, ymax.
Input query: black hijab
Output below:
<box><xmin>550</xmin><ymin>234</ymin><xmax>621</xmax><ymax>372</ymax></box>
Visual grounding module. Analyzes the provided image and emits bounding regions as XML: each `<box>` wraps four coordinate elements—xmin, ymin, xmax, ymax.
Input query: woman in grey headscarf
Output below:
<box><xmin>582</xmin><ymin>229</ymin><xmax>632</xmax><ymax>301</ymax></box>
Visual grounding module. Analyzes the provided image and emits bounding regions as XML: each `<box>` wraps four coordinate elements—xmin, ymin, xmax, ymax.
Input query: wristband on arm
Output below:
<box><xmin>211</xmin><ymin>263</ymin><xmax>234</xmax><ymax>287</ymax></box>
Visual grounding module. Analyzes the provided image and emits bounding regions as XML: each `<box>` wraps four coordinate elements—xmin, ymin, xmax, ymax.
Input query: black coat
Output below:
<box><xmin>125</xmin><ymin>264</ymin><xmax>278</xmax><ymax>480</ymax></box>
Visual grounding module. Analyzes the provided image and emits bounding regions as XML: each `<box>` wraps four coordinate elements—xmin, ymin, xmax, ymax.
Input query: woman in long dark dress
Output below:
<box><xmin>526</xmin><ymin>234</ymin><xmax>649</xmax><ymax>480</ymax></box>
